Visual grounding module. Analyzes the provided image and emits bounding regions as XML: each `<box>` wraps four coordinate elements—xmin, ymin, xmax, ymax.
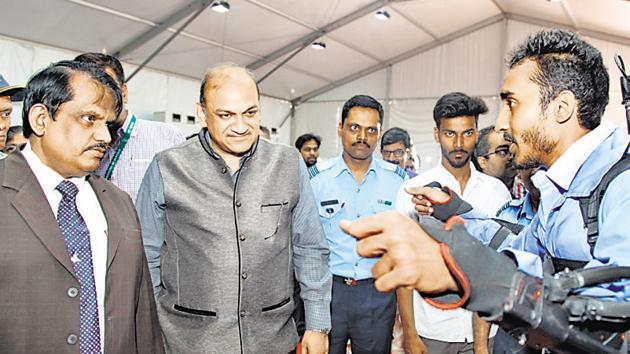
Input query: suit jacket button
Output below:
<box><xmin>240</xmin><ymin>311</ymin><xmax>246</xmax><ymax>318</ymax></box>
<box><xmin>239</xmin><ymin>234</ymin><xmax>246</xmax><ymax>241</ymax></box>
<box><xmin>235</xmin><ymin>201</ymin><xmax>242</xmax><ymax>208</ymax></box>
<box><xmin>67</xmin><ymin>334</ymin><xmax>78</xmax><ymax>345</ymax></box>
<box><xmin>221</xmin><ymin>167</ymin><xmax>228</xmax><ymax>174</ymax></box>
<box><xmin>241</xmin><ymin>272</ymin><xmax>248</xmax><ymax>279</ymax></box>
<box><xmin>67</xmin><ymin>287</ymin><xmax>79</xmax><ymax>298</ymax></box>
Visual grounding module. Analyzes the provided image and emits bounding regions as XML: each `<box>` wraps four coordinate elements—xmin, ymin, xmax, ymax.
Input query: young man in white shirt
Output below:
<box><xmin>397</xmin><ymin>92</ymin><xmax>511</xmax><ymax>354</ymax></box>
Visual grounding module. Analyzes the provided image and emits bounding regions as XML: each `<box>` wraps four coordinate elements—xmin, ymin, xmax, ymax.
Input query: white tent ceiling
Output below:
<box><xmin>1</xmin><ymin>0</ymin><xmax>630</xmax><ymax>103</ymax></box>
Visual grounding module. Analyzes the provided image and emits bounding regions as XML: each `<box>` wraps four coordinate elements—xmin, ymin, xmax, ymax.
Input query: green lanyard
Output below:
<box><xmin>104</xmin><ymin>115</ymin><xmax>136</xmax><ymax>180</ymax></box>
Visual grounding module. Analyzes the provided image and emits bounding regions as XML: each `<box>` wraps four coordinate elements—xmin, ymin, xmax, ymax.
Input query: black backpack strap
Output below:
<box><xmin>578</xmin><ymin>147</ymin><xmax>630</xmax><ymax>257</ymax></box>
<box><xmin>489</xmin><ymin>219</ymin><xmax>523</xmax><ymax>250</ymax></box>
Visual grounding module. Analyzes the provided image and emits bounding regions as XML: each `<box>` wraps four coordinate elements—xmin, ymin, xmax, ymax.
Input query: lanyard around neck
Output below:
<box><xmin>104</xmin><ymin>114</ymin><xmax>136</xmax><ymax>180</ymax></box>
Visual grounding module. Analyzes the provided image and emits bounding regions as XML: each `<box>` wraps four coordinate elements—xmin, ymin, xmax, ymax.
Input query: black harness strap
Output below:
<box><xmin>550</xmin><ymin>145</ymin><xmax>630</xmax><ymax>273</ymax></box>
<box><xmin>578</xmin><ymin>148</ymin><xmax>630</xmax><ymax>257</ymax></box>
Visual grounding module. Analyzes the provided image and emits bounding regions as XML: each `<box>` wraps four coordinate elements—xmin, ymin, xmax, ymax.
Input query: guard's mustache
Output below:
<box><xmin>352</xmin><ymin>141</ymin><xmax>370</xmax><ymax>148</ymax></box>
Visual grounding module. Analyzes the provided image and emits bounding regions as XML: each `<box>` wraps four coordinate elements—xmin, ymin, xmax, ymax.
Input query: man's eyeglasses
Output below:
<box><xmin>382</xmin><ymin>149</ymin><xmax>406</xmax><ymax>158</ymax></box>
<box><xmin>481</xmin><ymin>145</ymin><xmax>511</xmax><ymax>158</ymax></box>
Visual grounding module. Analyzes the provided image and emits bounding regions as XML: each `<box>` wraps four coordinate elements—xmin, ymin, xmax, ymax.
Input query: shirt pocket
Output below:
<box><xmin>318</xmin><ymin>199</ymin><xmax>345</xmax><ymax>233</ymax></box>
<box><xmin>260</xmin><ymin>201</ymin><xmax>290</xmax><ymax>240</ymax></box>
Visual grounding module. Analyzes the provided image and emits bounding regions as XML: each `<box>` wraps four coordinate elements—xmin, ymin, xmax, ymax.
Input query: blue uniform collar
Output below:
<box><xmin>519</xmin><ymin>194</ymin><xmax>536</xmax><ymax>222</ymax></box>
<box><xmin>332</xmin><ymin>154</ymin><xmax>378</xmax><ymax>178</ymax></box>
<box><xmin>550</xmin><ymin>124</ymin><xmax>629</xmax><ymax>198</ymax></box>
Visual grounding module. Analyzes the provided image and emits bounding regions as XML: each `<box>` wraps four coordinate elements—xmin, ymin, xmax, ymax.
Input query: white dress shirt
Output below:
<box><xmin>22</xmin><ymin>144</ymin><xmax>108</xmax><ymax>349</ymax></box>
<box><xmin>396</xmin><ymin>162</ymin><xmax>512</xmax><ymax>343</ymax></box>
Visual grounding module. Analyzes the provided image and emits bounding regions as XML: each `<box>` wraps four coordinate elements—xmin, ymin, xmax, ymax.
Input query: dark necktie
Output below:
<box><xmin>56</xmin><ymin>180</ymin><xmax>102</xmax><ymax>354</ymax></box>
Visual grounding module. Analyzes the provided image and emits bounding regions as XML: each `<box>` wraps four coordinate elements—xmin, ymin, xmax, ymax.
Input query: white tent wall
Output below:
<box><xmin>0</xmin><ymin>35</ymin><xmax>293</xmax><ymax>144</ymax></box>
<box><xmin>291</xmin><ymin>19</ymin><xmax>630</xmax><ymax>170</ymax></box>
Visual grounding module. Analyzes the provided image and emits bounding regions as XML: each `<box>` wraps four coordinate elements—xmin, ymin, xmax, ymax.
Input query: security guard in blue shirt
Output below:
<box><xmin>309</xmin><ymin>95</ymin><xmax>406</xmax><ymax>354</ymax></box>
<box><xmin>494</xmin><ymin>167</ymin><xmax>541</xmax><ymax>354</ymax></box>
<box><xmin>496</xmin><ymin>167</ymin><xmax>540</xmax><ymax>227</ymax></box>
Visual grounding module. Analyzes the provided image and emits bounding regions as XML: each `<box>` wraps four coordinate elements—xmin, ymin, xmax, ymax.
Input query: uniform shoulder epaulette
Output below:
<box><xmin>378</xmin><ymin>159</ymin><xmax>407</xmax><ymax>180</ymax></box>
<box><xmin>309</xmin><ymin>158</ymin><xmax>337</xmax><ymax>179</ymax></box>
<box><xmin>495</xmin><ymin>198</ymin><xmax>522</xmax><ymax>217</ymax></box>
<box><xmin>308</xmin><ymin>165</ymin><xmax>320</xmax><ymax>179</ymax></box>
<box><xmin>394</xmin><ymin>166</ymin><xmax>407</xmax><ymax>179</ymax></box>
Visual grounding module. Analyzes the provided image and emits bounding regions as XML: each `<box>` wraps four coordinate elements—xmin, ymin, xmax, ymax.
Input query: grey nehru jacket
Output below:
<box><xmin>136</xmin><ymin>130</ymin><xmax>332</xmax><ymax>353</ymax></box>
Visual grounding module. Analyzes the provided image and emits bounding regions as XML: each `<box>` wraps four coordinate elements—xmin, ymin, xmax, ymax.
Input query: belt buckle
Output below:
<box><xmin>344</xmin><ymin>278</ymin><xmax>358</xmax><ymax>286</ymax></box>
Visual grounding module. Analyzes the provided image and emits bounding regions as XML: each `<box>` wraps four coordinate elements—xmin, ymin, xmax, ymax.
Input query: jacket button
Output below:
<box><xmin>67</xmin><ymin>334</ymin><xmax>78</xmax><ymax>345</ymax></box>
<box><xmin>240</xmin><ymin>311</ymin><xmax>246</xmax><ymax>318</ymax></box>
<box><xmin>239</xmin><ymin>234</ymin><xmax>246</xmax><ymax>241</ymax></box>
<box><xmin>236</xmin><ymin>201</ymin><xmax>242</xmax><ymax>208</ymax></box>
<box><xmin>67</xmin><ymin>287</ymin><xmax>79</xmax><ymax>298</ymax></box>
<box><xmin>221</xmin><ymin>167</ymin><xmax>227</xmax><ymax>174</ymax></box>
<box><xmin>241</xmin><ymin>272</ymin><xmax>248</xmax><ymax>279</ymax></box>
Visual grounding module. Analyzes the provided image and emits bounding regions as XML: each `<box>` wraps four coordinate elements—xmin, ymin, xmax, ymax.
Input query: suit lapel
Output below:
<box><xmin>4</xmin><ymin>153</ymin><xmax>76</xmax><ymax>277</ymax></box>
<box><xmin>89</xmin><ymin>176</ymin><xmax>122</xmax><ymax>269</ymax></box>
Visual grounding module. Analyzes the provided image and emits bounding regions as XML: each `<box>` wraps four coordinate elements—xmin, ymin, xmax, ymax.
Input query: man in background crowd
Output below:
<box><xmin>75</xmin><ymin>53</ymin><xmax>185</xmax><ymax>202</ymax></box>
<box><xmin>295</xmin><ymin>133</ymin><xmax>321</xmax><ymax>167</ymax></box>
<box><xmin>4</xmin><ymin>125</ymin><xmax>27</xmax><ymax>153</ymax></box>
<box><xmin>474</xmin><ymin>125</ymin><xmax>519</xmax><ymax>197</ymax></box>
<box><xmin>0</xmin><ymin>73</ymin><xmax>24</xmax><ymax>158</ymax></box>
<box><xmin>309</xmin><ymin>95</ymin><xmax>406</xmax><ymax>354</ymax></box>
<box><xmin>397</xmin><ymin>92</ymin><xmax>511</xmax><ymax>354</ymax></box>
<box><xmin>381</xmin><ymin>127</ymin><xmax>415</xmax><ymax>178</ymax></box>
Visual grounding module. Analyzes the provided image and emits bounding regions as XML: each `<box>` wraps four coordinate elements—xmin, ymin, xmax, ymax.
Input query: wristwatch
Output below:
<box><xmin>308</xmin><ymin>328</ymin><xmax>331</xmax><ymax>335</ymax></box>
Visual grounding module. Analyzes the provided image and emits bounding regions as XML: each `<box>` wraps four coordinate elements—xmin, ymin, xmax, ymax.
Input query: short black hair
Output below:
<box><xmin>433</xmin><ymin>92</ymin><xmax>487</xmax><ymax>128</ymax></box>
<box><xmin>22</xmin><ymin>60</ymin><xmax>123</xmax><ymax>138</ymax></box>
<box><xmin>295</xmin><ymin>133</ymin><xmax>321</xmax><ymax>150</ymax></box>
<box><xmin>341</xmin><ymin>95</ymin><xmax>384</xmax><ymax>125</ymax></box>
<box><xmin>6</xmin><ymin>125</ymin><xmax>23</xmax><ymax>142</ymax></box>
<box><xmin>381</xmin><ymin>127</ymin><xmax>411</xmax><ymax>149</ymax></box>
<box><xmin>474</xmin><ymin>125</ymin><xmax>495</xmax><ymax>158</ymax></box>
<box><xmin>508</xmin><ymin>29</ymin><xmax>608</xmax><ymax>130</ymax></box>
<box><xmin>74</xmin><ymin>52</ymin><xmax>125</xmax><ymax>85</ymax></box>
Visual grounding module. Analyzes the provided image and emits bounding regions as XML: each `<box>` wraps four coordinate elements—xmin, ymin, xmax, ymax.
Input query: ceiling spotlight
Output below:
<box><xmin>375</xmin><ymin>10</ymin><xmax>391</xmax><ymax>20</ymax></box>
<box><xmin>211</xmin><ymin>0</ymin><xmax>230</xmax><ymax>13</ymax></box>
<box><xmin>311</xmin><ymin>41</ymin><xmax>326</xmax><ymax>50</ymax></box>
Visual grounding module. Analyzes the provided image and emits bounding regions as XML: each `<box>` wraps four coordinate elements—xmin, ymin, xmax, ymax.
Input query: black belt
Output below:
<box><xmin>332</xmin><ymin>275</ymin><xmax>374</xmax><ymax>286</ymax></box>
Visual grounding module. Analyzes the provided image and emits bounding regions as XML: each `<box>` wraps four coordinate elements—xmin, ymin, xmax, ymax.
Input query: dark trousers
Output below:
<box><xmin>329</xmin><ymin>276</ymin><xmax>397</xmax><ymax>354</ymax></box>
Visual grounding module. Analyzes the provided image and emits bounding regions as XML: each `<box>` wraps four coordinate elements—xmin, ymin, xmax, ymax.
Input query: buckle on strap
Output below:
<box><xmin>344</xmin><ymin>278</ymin><xmax>358</xmax><ymax>286</ymax></box>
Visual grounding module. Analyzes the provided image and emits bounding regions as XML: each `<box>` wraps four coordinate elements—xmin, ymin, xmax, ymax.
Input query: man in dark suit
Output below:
<box><xmin>0</xmin><ymin>60</ymin><xmax>163</xmax><ymax>353</ymax></box>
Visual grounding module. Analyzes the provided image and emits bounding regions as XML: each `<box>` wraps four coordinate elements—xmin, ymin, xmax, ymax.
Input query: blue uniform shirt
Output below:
<box><xmin>496</xmin><ymin>194</ymin><xmax>536</xmax><ymax>227</ymax></box>
<box><xmin>462</xmin><ymin>123</ymin><xmax>630</xmax><ymax>301</ymax></box>
<box><xmin>309</xmin><ymin>156</ymin><xmax>406</xmax><ymax>280</ymax></box>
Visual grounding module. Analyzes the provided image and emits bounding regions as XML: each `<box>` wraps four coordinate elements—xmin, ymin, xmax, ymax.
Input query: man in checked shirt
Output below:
<box><xmin>75</xmin><ymin>53</ymin><xmax>185</xmax><ymax>202</ymax></box>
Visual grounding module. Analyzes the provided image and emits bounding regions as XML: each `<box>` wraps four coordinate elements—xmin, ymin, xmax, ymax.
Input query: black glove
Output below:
<box><xmin>423</xmin><ymin>181</ymin><xmax>473</xmax><ymax>222</ymax></box>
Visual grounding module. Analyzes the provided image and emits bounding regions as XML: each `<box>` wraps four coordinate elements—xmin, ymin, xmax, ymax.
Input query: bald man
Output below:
<box><xmin>136</xmin><ymin>64</ymin><xmax>331</xmax><ymax>354</ymax></box>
